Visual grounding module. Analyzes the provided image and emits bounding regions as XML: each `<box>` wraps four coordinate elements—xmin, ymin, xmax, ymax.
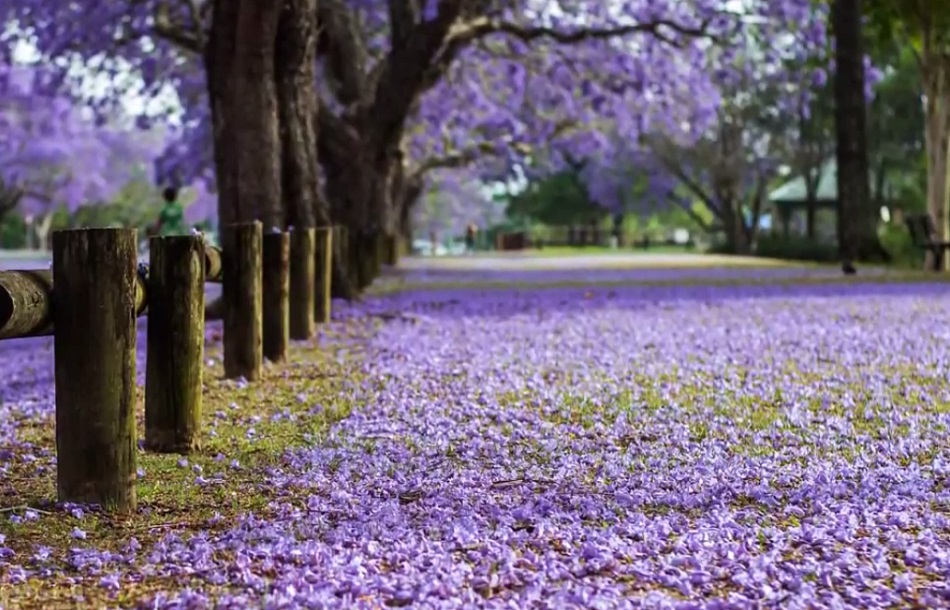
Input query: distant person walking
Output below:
<box><xmin>465</xmin><ymin>223</ymin><xmax>478</xmax><ymax>253</ymax></box>
<box><xmin>154</xmin><ymin>186</ymin><xmax>187</xmax><ymax>236</ymax></box>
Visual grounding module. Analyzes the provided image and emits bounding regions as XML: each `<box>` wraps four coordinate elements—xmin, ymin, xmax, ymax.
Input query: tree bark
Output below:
<box><xmin>276</xmin><ymin>0</ymin><xmax>322</xmax><ymax>229</ymax></box>
<box><xmin>206</xmin><ymin>0</ymin><xmax>239</xmax><ymax>228</ymax></box>
<box><xmin>232</xmin><ymin>0</ymin><xmax>283</xmax><ymax>228</ymax></box>
<box><xmin>922</xmin><ymin>53</ymin><xmax>950</xmax><ymax>270</ymax></box>
<box><xmin>832</xmin><ymin>0</ymin><xmax>880</xmax><ymax>266</ymax></box>
<box><xmin>207</xmin><ymin>0</ymin><xmax>283</xmax><ymax>229</ymax></box>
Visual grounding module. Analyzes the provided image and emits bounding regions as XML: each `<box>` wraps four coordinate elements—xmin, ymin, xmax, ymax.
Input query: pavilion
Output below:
<box><xmin>768</xmin><ymin>158</ymin><xmax>896</xmax><ymax>241</ymax></box>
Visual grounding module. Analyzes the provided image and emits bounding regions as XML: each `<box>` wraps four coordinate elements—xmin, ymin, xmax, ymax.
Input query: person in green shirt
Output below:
<box><xmin>155</xmin><ymin>186</ymin><xmax>187</xmax><ymax>236</ymax></box>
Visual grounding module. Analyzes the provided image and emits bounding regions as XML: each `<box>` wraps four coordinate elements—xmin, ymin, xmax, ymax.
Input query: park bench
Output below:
<box><xmin>905</xmin><ymin>214</ymin><xmax>950</xmax><ymax>271</ymax></box>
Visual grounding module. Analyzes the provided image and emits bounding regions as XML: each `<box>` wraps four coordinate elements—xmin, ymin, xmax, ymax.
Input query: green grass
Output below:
<box><xmin>524</xmin><ymin>245</ymin><xmax>696</xmax><ymax>256</ymax></box>
<box><xmin>0</xmin><ymin>328</ymin><xmax>367</xmax><ymax>609</ymax></box>
<box><xmin>370</xmin><ymin>268</ymin><xmax>950</xmax><ymax>296</ymax></box>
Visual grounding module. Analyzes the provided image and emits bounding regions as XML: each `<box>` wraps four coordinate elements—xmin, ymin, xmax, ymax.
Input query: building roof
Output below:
<box><xmin>768</xmin><ymin>158</ymin><xmax>896</xmax><ymax>206</ymax></box>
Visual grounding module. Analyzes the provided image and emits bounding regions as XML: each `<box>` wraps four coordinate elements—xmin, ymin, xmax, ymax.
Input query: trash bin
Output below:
<box><xmin>608</xmin><ymin>236</ymin><xmax>618</xmax><ymax>250</ymax></box>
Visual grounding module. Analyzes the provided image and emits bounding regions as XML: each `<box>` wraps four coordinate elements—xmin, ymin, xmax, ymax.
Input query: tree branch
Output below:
<box><xmin>447</xmin><ymin>15</ymin><xmax>723</xmax><ymax>48</ymax></box>
<box><xmin>153</xmin><ymin>1</ymin><xmax>205</xmax><ymax>54</ymax></box>
<box><xmin>646</xmin><ymin>136</ymin><xmax>722</xmax><ymax>214</ymax></box>
<box><xmin>407</xmin><ymin>117</ymin><xmax>580</xmax><ymax>180</ymax></box>
<box><xmin>666</xmin><ymin>192</ymin><xmax>712</xmax><ymax>231</ymax></box>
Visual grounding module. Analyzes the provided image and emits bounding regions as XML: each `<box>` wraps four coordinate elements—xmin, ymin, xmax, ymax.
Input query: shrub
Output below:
<box><xmin>879</xmin><ymin>222</ymin><xmax>921</xmax><ymax>268</ymax></box>
<box><xmin>754</xmin><ymin>235</ymin><xmax>839</xmax><ymax>263</ymax></box>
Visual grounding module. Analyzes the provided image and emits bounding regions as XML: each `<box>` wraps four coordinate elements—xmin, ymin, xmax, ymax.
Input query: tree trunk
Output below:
<box><xmin>276</xmin><ymin>0</ymin><xmax>321</xmax><ymax>230</ymax></box>
<box><xmin>720</xmin><ymin>198</ymin><xmax>749</xmax><ymax>254</ymax></box>
<box><xmin>206</xmin><ymin>0</ymin><xmax>239</xmax><ymax>229</ymax></box>
<box><xmin>35</xmin><ymin>214</ymin><xmax>53</xmax><ymax>252</ymax></box>
<box><xmin>832</xmin><ymin>0</ymin><xmax>879</xmax><ymax>266</ymax></box>
<box><xmin>207</xmin><ymin>0</ymin><xmax>283</xmax><ymax>229</ymax></box>
<box><xmin>329</xmin><ymin>155</ymin><xmax>395</xmax><ymax>288</ymax></box>
<box><xmin>276</xmin><ymin>0</ymin><xmax>324</xmax><ymax>323</ymax></box>
<box><xmin>805</xmin><ymin>172</ymin><xmax>818</xmax><ymax>240</ymax></box>
<box><xmin>743</xmin><ymin>176</ymin><xmax>767</xmax><ymax>248</ymax></box>
<box><xmin>922</xmin><ymin>55</ymin><xmax>950</xmax><ymax>270</ymax></box>
<box><xmin>319</xmin><ymin>127</ymin><xmax>369</xmax><ymax>300</ymax></box>
<box><xmin>398</xmin><ymin>175</ymin><xmax>424</xmax><ymax>252</ymax></box>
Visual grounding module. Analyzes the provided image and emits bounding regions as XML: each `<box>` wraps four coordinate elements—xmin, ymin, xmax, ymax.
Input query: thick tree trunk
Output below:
<box><xmin>206</xmin><ymin>0</ymin><xmax>239</xmax><ymax>229</ymax></box>
<box><xmin>230</xmin><ymin>0</ymin><xmax>283</xmax><ymax>229</ymax></box>
<box><xmin>276</xmin><ymin>0</ymin><xmax>324</xmax><ymax>322</ymax></box>
<box><xmin>318</xmin><ymin>121</ymin><xmax>370</xmax><ymax>300</ymax></box>
<box><xmin>832</xmin><ymin>0</ymin><xmax>880</xmax><ymax>267</ymax></box>
<box><xmin>206</xmin><ymin>0</ymin><xmax>283</xmax><ymax>228</ymax></box>
<box><xmin>326</xmin><ymin>154</ymin><xmax>395</xmax><ymax>289</ymax></box>
<box><xmin>276</xmin><ymin>0</ymin><xmax>321</xmax><ymax>230</ymax></box>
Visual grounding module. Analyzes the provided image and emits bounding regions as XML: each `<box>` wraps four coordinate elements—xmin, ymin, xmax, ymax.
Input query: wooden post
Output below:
<box><xmin>223</xmin><ymin>222</ymin><xmax>263</xmax><ymax>380</ymax></box>
<box><xmin>0</xmin><ymin>271</ymin><xmax>146</xmax><ymax>339</ymax></box>
<box><xmin>52</xmin><ymin>228</ymin><xmax>138</xmax><ymax>513</ymax></box>
<box><xmin>261</xmin><ymin>230</ymin><xmax>289</xmax><ymax>363</ymax></box>
<box><xmin>144</xmin><ymin>235</ymin><xmax>205</xmax><ymax>454</ymax></box>
<box><xmin>351</xmin><ymin>230</ymin><xmax>374</xmax><ymax>289</ymax></box>
<box><xmin>372</xmin><ymin>233</ymin><xmax>384</xmax><ymax>276</ymax></box>
<box><xmin>383</xmin><ymin>234</ymin><xmax>398</xmax><ymax>266</ymax></box>
<box><xmin>204</xmin><ymin>246</ymin><xmax>223</xmax><ymax>282</ymax></box>
<box><xmin>288</xmin><ymin>227</ymin><xmax>315</xmax><ymax>340</ymax></box>
<box><xmin>336</xmin><ymin>225</ymin><xmax>349</xmax><ymax>274</ymax></box>
<box><xmin>314</xmin><ymin>226</ymin><xmax>333</xmax><ymax>324</ymax></box>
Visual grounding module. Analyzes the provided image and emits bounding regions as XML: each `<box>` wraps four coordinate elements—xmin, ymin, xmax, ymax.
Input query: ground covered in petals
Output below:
<box><xmin>3</xmin><ymin>267</ymin><xmax>950</xmax><ymax>608</ymax></box>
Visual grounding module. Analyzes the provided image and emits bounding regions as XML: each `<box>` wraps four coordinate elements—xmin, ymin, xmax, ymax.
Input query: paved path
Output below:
<box><xmin>397</xmin><ymin>251</ymin><xmax>794</xmax><ymax>271</ymax></box>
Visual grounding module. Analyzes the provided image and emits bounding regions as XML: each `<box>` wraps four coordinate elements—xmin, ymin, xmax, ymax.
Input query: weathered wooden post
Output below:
<box><xmin>223</xmin><ymin>222</ymin><xmax>263</xmax><ymax>380</ymax></box>
<box><xmin>0</xmin><ymin>271</ymin><xmax>146</xmax><ymax>339</ymax></box>
<box><xmin>314</xmin><ymin>226</ymin><xmax>333</xmax><ymax>324</ymax></box>
<box><xmin>145</xmin><ymin>235</ymin><xmax>205</xmax><ymax>454</ymax></box>
<box><xmin>261</xmin><ymin>229</ymin><xmax>289</xmax><ymax>363</ymax></box>
<box><xmin>52</xmin><ymin>228</ymin><xmax>138</xmax><ymax>513</ymax></box>
<box><xmin>289</xmin><ymin>227</ymin><xmax>315</xmax><ymax>339</ymax></box>
<box><xmin>383</xmin><ymin>234</ymin><xmax>398</xmax><ymax>266</ymax></box>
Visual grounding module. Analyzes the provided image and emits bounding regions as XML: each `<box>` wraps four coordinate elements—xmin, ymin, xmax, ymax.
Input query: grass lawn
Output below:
<box><xmin>2</xmin><ymin>272</ymin><xmax>950</xmax><ymax>607</ymax></box>
<box><xmin>521</xmin><ymin>245</ymin><xmax>696</xmax><ymax>256</ymax></box>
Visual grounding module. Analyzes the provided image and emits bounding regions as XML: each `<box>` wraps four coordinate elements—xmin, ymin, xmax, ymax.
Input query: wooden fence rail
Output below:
<box><xmin>0</xmin><ymin>224</ymin><xmax>336</xmax><ymax>514</ymax></box>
